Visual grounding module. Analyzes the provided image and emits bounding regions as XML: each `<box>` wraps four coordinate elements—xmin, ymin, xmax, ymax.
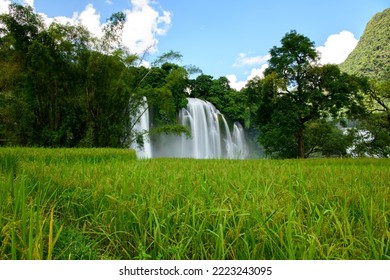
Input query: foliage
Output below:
<box><xmin>338</xmin><ymin>8</ymin><xmax>390</xmax><ymax>156</ymax></box>
<box><xmin>1</xmin><ymin>148</ymin><xmax>389</xmax><ymax>260</ymax></box>
<box><xmin>136</xmin><ymin>62</ymin><xmax>190</xmax><ymax>128</ymax></box>
<box><xmin>304</xmin><ymin>120</ymin><xmax>352</xmax><ymax>157</ymax></box>
<box><xmin>340</xmin><ymin>8</ymin><xmax>390</xmax><ymax>81</ymax></box>
<box><xmin>347</xmin><ymin>77</ymin><xmax>390</xmax><ymax>157</ymax></box>
<box><xmin>0</xmin><ymin>4</ymin><xmax>190</xmax><ymax>148</ymax></box>
<box><xmin>252</xmin><ymin>30</ymin><xmax>363</xmax><ymax>158</ymax></box>
<box><xmin>190</xmin><ymin>75</ymin><xmax>248</xmax><ymax>126</ymax></box>
<box><xmin>100</xmin><ymin>11</ymin><xmax>126</xmax><ymax>53</ymax></box>
<box><xmin>150</xmin><ymin>124</ymin><xmax>191</xmax><ymax>138</ymax></box>
<box><xmin>1</xmin><ymin>4</ymin><xmax>389</xmax><ymax>158</ymax></box>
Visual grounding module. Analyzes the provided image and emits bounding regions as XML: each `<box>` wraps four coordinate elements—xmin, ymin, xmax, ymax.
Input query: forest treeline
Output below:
<box><xmin>1</xmin><ymin>4</ymin><xmax>389</xmax><ymax>158</ymax></box>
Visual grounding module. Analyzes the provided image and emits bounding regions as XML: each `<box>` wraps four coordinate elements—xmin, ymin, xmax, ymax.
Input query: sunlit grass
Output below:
<box><xmin>0</xmin><ymin>148</ymin><xmax>389</xmax><ymax>259</ymax></box>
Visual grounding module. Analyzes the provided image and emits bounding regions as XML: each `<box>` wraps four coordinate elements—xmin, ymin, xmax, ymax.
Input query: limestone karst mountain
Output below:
<box><xmin>340</xmin><ymin>8</ymin><xmax>390</xmax><ymax>81</ymax></box>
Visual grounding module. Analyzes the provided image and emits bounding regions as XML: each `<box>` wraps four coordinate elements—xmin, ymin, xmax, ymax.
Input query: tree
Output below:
<box><xmin>244</xmin><ymin>77</ymin><xmax>262</xmax><ymax>113</ymax></box>
<box><xmin>348</xmin><ymin>77</ymin><xmax>390</xmax><ymax>157</ymax></box>
<box><xmin>0</xmin><ymin>4</ymin><xmax>46</xmax><ymax>145</ymax></box>
<box><xmin>190</xmin><ymin>74</ymin><xmax>214</xmax><ymax>99</ymax></box>
<box><xmin>0</xmin><ymin>4</ymin><xmax>44</xmax><ymax>54</ymax></box>
<box><xmin>132</xmin><ymin>54</ymin><xmax>192</xmax><ymax>145</ymax></box>
<box><xmin>190</xmin><ymin>75</ymin><xmax>249</xmax><ymax>126</ymax></box>
<box><xmin>304</xmin><ymin>120</ymin><xmax>352</xmax><ymax>157</ymax></box>
<box><xmin>0</xmin><ymin>4</ymin><xmax>139</xmax><ymax>147</ymax></box>
<box><xmin>256</xmin><ymin>30</ymin><xmax>363</xmax><ymax>158</ymax></box>
<box><xmin>100</xmin><ymin>11</ymin><xmax>126</xmax><ymax>53</ymax></box>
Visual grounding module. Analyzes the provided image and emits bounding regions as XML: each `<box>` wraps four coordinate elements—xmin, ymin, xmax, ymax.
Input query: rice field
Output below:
<box><xmin>0</xmin><ymin>148</ymin><xmax>389</xmax><ymax>260</ymax></box>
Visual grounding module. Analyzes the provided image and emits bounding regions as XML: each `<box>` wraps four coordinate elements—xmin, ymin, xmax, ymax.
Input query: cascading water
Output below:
<box><xmin>232</xmin><ymin>122</ymin><xmax>249</xmax><ymax>159</ymax></box>
<box><xmin>130</xmin><ymin>97</ymin><xmax>152</xmax><ymax>158</ymax></box>
<box><xmin>153</xmin><ymin>98</ymin><xmax>249</xmax><ymax>159</ymax></box>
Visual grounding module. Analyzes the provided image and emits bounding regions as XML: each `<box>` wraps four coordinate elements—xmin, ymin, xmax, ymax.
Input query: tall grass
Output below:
<box><xmin>0</xmin><ymin>148</ymin><xmax>389</xmax><ymax>259</ymax></box>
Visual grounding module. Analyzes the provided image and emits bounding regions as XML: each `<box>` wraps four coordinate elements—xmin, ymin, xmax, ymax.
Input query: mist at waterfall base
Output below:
<box><xmin>132</xmin><ymin>98</ymin><xmax>250</xmax><ymax>159</ymax></box>
<box><xmin>130</xmin><ymin>97</ymin><xmax>152</xmax><ymax>159</ymax></box>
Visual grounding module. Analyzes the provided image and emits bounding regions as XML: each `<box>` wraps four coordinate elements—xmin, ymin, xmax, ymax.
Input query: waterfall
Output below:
<box><xmin>131</xmin><ymin>97</ymin><xmax>152</xmax><ymax>158</ymax></box>
<box><xmin>153</xmin><ymin>98</ymin><xmax>249</xmax><ymax>159</ymax></box>
<box><xmin>232</xmin><ymin>122</ymin><xmax>249</xmax><ymax>159</ymax></box>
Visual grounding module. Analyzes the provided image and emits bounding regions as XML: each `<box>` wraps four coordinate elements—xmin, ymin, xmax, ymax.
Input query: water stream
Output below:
<box><xmin>152</xmin><ymin>98</ymin><xmax>248</xmax><ymax>159</ymax></box>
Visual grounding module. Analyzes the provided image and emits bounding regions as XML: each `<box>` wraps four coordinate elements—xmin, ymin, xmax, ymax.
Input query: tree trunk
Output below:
<box><xmin>297</xmin><ymin>125</ymin><xmax>305</xmax><ymax>158</ymax></box>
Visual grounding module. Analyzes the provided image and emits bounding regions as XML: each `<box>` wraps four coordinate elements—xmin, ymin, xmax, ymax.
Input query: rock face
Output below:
<box><xmin>340</xmin><ymin>8</ymin><xmax>390</xmax><ymax>81</ymax></box>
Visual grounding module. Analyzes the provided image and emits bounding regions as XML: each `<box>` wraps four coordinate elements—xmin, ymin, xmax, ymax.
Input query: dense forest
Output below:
<box><xmin>1</xmin><ymin>4</ymin><xmax>389</xmax><ymax>158</ymax></box>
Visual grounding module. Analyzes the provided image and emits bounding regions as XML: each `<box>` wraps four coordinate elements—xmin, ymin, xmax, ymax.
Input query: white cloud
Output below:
<box><xmin>77</xmin><ymin>4</ymin><xmax>102</xmax><ymax>38</ymax></box>
<box><xmin>156</xmin><ymin>10</ymin><xmax>172</xmax><ymax>35</ymax></box>
<box><xmin>106</xmin><ymin>0</ymin><xmax>113</xmax><ymax>4</ymax></box>
<box><xmin>41</xmin><ymin>4</ymin><xmax>102</xmax><ymax>38</ymax></box>
<box><xmin>247</xmin><ymin>64</ymin><xmax>269</xmax><ymax>80</ymax></box>
<box><xmin>228</xmin><ymin>30</ymin><xmax>359</xmax><ymax>90</ymax></box>
<box><xmin>36</xmin><ymin>0</ymin><xmax>171</xmax><ymax>55</ymax></box>
<box><xmin>122</xmin><ymin>0</ymin><xmax>172</xmax><ymax>54</ymax></box>
<box><xmin>228</xmin><ymin>52</ymin><xmax>270</xmax><ymax>90</ymax></box>
<box><xmin>23</xmin><ymin>0</ymin><xmax>34</xmax><ymax>8</ymax></box>
<box><xmin>226</xmin><ymin>75</ymin><xmax>247</xmax><ymax>91</ymax></box>
<box><xmin>233</xmin><ymin>53</ymin><xmax>270</xmax><ymax>67</ymax></box>
<box><xmin>0</xmin><ymin>0</ymin><xmax>11</xmax><ymax>14</ymax></box>
<box><xmin>227</xmin><ymin>64</ymin><xmax>269</xmax><ymax>91</ymax></box>
<box><xmin>42</xmin><ymin>14</ymin><xmax>74</xmax><ymax>26</ymax></box>
<box><xmin>0</xmin><ymin>0</ymin><xmax>35</xmax><ymax>11</ymax></box>
<box><xmin>317</xmin><ymin>31</ymin><xmax>358</xmax><ymax>65</ymax></box>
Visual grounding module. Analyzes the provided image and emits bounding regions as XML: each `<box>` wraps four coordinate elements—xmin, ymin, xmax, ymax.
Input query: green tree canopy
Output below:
<box><xmin>0</xmin><ymin>4</ymin><xmax>190</xmax><ymax>148</ymax></box>
<box><xmin>348</xmin><ymin>76</ymin><xmax>390</xmax><ymax>157</ymax></box>
<box><xmin>255</xmin><ymin>30</ymin><xmax>363</xmax><ymax>158</ymax></box>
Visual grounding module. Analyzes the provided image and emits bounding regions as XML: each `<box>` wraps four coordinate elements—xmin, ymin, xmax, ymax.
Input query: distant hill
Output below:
<box><xmin>340</xmin><ymin>8</ymin><xmax>390</xmax><ymax>81</ymax></box>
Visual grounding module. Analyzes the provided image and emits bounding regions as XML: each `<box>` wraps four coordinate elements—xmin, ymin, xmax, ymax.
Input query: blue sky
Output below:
<box><xmin>1</xmin><ymin>0</ymin><xmax>389</xmax><ymax>89</ymax></box>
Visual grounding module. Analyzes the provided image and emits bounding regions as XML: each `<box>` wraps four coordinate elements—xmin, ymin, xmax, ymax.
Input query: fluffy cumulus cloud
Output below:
<box><xmin>317</xmin><ymin>31</ymin><xmax>358</xmax><ymax>65</ymax></box>
<box><xmin>77</xmin><ymin>4</ymin><xmax>103</xmax><ymax>38</ymax></box>
<box><xmin>226</xmin><ymin>75</ymin><xmax>247</xmax><ymax>91</ymax></box>
<box><xmin>247</xmin><ymin>64</ymin><xmax>269</xmax><ymax>80</ymax></box>
<box><xmin>52</xmin><ymin>0</ymin><xmax>172</xmax><ymax>54</ymax></box>
<box><xmin>0</xmin><ymin>0</ymin><xmax>11</xmax><ymax>14</ymax></box>
<box><xmin>23</xmin><ymin>0</ymin><xmax>34</xmax><ymax>7</ymax></box>
<box><xmin>47</xmin><ymin>0</ymin><xmax>172</xmax><ymax>54</ymax></box>
<box><xmin>40</xmin><ymin>4</ymin><xmax>103</xmax><ymax>38</ymax></box>
<box><xmin>228</xmin><ymin>52</ymin><xmax>270</xmax><ymax>90</ymax></box>
<box><xmin>227</xmin><ymin>64</ymin><xmax>269</xmax><ymax>91</ymax></box>
<box><xmin>122</xmin><ymin>0</ymin><xmax>172</xmax><ymax>54</ymax></box>
<box><xmin>1</xmin><ymin>0</ymin><xmax>34</xmax><ymax>14</ymax></box>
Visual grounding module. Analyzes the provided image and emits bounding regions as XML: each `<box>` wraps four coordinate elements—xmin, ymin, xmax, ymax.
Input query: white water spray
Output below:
<box><xmin>131</xmin><ymin>97</ymin><xmax>152</xmax><ymax>158</ymax></box>
<box><xmin>153</xmin><ymin>98</ymin><xmax>248</xmax><ymax>159</ymax></box>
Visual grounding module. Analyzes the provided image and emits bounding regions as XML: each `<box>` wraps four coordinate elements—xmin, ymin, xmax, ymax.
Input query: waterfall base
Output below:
<box><xmin>130</xmin><ymin>97</ymin><xmax>152</xmax><ymax>158</ymax></box>
<box><xmin>152</xmin><ymin>98</ymin><xmax>248</xmax><ymax>159</ymax></box>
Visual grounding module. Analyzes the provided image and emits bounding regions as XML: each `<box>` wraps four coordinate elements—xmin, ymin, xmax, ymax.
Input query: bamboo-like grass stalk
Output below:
<box><xmin>47</xmin><ymin>206</ymin><xmax>63</xmax><ymax>260</ymax></box>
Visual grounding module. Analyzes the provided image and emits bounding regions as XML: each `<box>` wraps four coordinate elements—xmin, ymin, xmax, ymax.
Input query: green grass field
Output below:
<box><xmin>0</xmin><ymin>148</ymin><xmax>389</xmax><ymax>260</ymax></box>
